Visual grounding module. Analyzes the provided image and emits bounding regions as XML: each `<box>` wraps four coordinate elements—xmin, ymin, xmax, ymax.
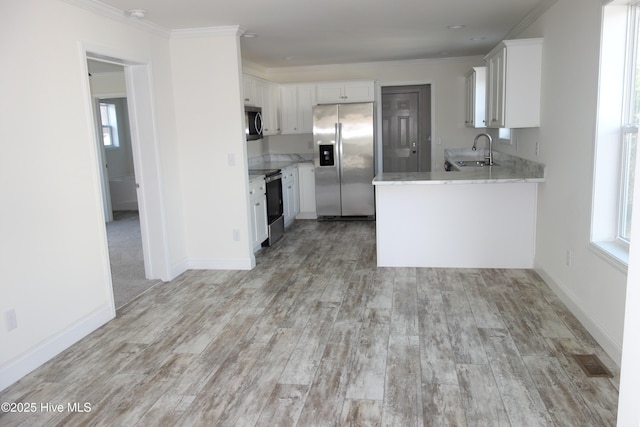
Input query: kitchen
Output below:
<box><xmin>1</xmin><ymin>0</ymin><xmax>639</xmax><ymax>423</ymax></box>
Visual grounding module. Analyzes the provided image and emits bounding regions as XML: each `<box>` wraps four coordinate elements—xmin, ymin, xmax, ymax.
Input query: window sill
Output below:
<box><xmin>590</xmin><ymin>240</ymin><xmax>629</xmax><ymax>272</ymax></box>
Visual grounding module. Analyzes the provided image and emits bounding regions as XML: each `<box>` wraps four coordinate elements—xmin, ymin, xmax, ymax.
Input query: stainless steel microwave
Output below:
<box><xmin>245</xmin><ymin>106</ymin><xmax>263</xmax><ymax>141</ymax></box>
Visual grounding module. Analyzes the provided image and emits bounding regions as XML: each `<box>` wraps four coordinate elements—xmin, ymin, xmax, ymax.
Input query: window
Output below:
<box><xmin>592</xmin><ymin>0</ymin><xmax>640</xmax><ymax>267</ymax></box>
<box><xmin>99</xmin><ymin>102</ymin><xmax>119</xmax><ymax>148</ymax></box>
<box><xmin>619</xmin><ymin>4</ymin><xmax>640</xmax><ymax>242</ymax></box>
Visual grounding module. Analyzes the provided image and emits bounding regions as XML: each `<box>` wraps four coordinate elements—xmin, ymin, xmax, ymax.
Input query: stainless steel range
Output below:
<box><xmin>249</xmin><ymin>168</ymin><xmax>284</xmax><ymax>247</ymax></box>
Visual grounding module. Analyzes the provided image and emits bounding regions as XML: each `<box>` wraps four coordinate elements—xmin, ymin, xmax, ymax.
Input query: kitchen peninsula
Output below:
<box><xmin>373</xmin><ymin>151</ymin><xmax>545</xmax><ymax>268</ymax></box>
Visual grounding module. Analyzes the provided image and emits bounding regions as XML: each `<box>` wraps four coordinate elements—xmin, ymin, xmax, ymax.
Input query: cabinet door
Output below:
<box><xmin>465</xmin><ymin>72</ymin><xmax>474</xmax><ymax>127</ymax></box>
<box><xmin>266</xmin><ymin>83</ymin><xmax>280</xmax><ymax>135</ymax></box>
<box><xmin>282</xmin><ymin>167</ymin><xmax>299</xmax><ymax>227</ymax></box>
<box><xmin>281</xmin><ymin>85</ymin><xmax>315</xmax><ymax>134</ymax></box>
<box><xmin>316</xmin><ymin>83</ymin><xmax>344</xmax><ymax>103</ymax></box>
<box><xmin>297</xmin><ymin>163</ymin><xmax>316</xmax><ymax>219</ymax></box>
<box><xmin>343</xmin><ymin>82</ymin><xmax>374</xmax><ymax>102</ymax></box>
<box><xmin>256</xmin><ymin>80</ymin><xmax>279</xmax><ymax>135</ymax></box>
<box><xmin>242</xmin><ymin>74</ymin><xmax>257</xmax><ymax>106</ymax></box>
<box><xmin>280</xmin><ymin>86</ymin><xmax>299</xmax><ymax>134</ymax></box>
<box><xmin>486</xmin><ymin>49</ymin><xmax>505</xmax><ymax>128</ymax></box>
<box><xmin>316</xmin><ymin>81</ymin><xmax>374</xmax><ymax>104</ymax></box>
<box><xmin>296</xmin><ymin>85</ymin><xmax>315</xmax><ymax>134</ymax></box>
<box><xmin>252</xmin><ymin>194</ymin><xmax>268</xmax><ymax>247</ymax></box>
<box><xmin>465</xmin><ymin>67</ymin><xmax>486</xmax><ymax>128</ymax></box>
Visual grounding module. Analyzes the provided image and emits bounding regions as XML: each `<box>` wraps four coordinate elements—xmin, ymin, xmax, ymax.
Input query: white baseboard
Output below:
<box><xmin>0</xmin><ymin>305</ymin><xmax>114</xmax><ymax>392</ymax></box>
<box><xmin>188</xmin><ymin>256</ymin><xmax>255</xmax><ymax>271</ymax></box>
<box><xmin>534</xmin><ymin>263</ymin><xmax>622</xmax><ymax>365</ymax></box>
<box><xmin>170</xmin><ymin>257</ymin><xmax>190</xmax><ymax>280</ymax></box>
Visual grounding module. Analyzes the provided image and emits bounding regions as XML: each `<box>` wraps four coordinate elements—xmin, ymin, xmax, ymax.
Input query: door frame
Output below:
<box><xmin>83</xmin><ymin>46</ymin><xmax>172</xmax><ymax>287</ymax></box>
<box><xmin>376</xmin><ymin>80</ymin><xmax>435</xmax><ymax>173</ymax></box>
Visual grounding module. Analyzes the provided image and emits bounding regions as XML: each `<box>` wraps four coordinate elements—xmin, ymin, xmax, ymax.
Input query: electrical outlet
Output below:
<box><xmin>232</xmin><ymin>229</ymin><xmax>240</xmax><ymax>241</ymax></box>
<box><xmin>535</xmin><ymin>140</ymin><xmax>540</xmax><ymax>156</ymax></box>
<box><xmin>566</xmin><ymin>250</ymin><xmax>572</xmax><ymax>267</ymax></box>
<box><xmin>5</xmin><ymin>309</ymin><xmax>17</xmax><ymax>331</ymax></box>
<box><xmin>227</xmin><ymin>153</ymin><xmax>236</xmax><ymax>166</ymax></box>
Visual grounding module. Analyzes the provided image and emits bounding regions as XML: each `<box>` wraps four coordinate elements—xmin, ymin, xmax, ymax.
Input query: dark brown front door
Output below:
<box><xmin>381</xmin><ymin>85</ymin><xmax>431</xmax><ymax>173</ymax></box>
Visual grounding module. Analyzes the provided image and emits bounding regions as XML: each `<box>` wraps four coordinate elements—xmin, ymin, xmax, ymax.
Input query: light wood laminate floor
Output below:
<box><xmin>1</xmin><ymin>220</ymin><xmax>619</xmax><ymax>426</ymax></box>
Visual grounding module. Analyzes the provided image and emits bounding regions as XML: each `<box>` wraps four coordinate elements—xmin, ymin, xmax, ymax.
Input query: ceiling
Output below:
<box><xmin>91</xmin><ymin>0</ymin><xmax>555</xmax><ymax>68</ymax></box>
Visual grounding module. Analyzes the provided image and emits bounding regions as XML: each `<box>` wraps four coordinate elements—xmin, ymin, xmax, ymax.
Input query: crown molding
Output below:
<box><xmin>171</xmin><ymin>25</ymin><xmax>245</xmax><ymax>39</ymax></box>
<box><xmin>505</xmin><ymin>0</ymin><xmax>558</xmax><ymax>39</ymax></box>
<box><xmin>60</xmin><ymin>0</ymin><xmax>170</xmax><ymax>37</ymax></box>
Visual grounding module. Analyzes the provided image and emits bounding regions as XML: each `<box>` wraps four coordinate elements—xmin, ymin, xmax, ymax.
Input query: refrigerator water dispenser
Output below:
<box><xmin>319</xmin><ymin>144</ymin><xmax>335</xmax><ymax>166</ymax></box>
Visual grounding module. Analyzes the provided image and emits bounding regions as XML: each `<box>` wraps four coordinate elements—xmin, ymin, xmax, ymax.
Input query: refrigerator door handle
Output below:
<box><xmin>336</xmin><ymin>122</ymin><xmax>343</xmax><ymax>180</ymax></box>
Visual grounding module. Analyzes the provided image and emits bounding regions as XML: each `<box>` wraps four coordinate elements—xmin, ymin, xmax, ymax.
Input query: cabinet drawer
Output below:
<box><xmin>249</xmin><ymin>178</ymin><xmax>266</xmax><ymax>199</ymax></box>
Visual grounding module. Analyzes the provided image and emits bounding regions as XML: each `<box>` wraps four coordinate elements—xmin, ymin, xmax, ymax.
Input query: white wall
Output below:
<box><xmin>260</xmin><ymin>57</ymin><xmax>486</xmax><ymax>170</ymax></box>
<box><xmin>170</xmin><ymin>29</ymin><xmax>253</xmax><ymax>270</ymax></box>
<box><xmin>0</xmin><ymin>0</ymin><xmax>186</xmax><ymax>389</ymax></box>
<box><xmin>504</xmin><ymin>0</ymin><xmax>628</xmax><ymax>363</ymax></box>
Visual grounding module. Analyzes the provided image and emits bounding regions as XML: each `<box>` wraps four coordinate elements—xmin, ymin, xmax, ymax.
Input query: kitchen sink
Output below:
<box><xmin>454</xmin><ymin>159</ymin><xmax>499</xmax><ymax>167</ymax></box>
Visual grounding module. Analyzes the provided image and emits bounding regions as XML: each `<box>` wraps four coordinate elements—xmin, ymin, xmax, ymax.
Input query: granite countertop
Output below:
<box><xmin>248</xmin><ymin>154</ymin><xmax>314</xmax><ymax>172</ymax></box>
<box><xmin>373</xmin><ymin>149</ymin><xmax>546</xmax><ymax>185</ymax></box>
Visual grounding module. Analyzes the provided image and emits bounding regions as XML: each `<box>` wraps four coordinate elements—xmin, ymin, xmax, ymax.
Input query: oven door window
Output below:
<box><xmin>265</xmin><ymin>178</ymin><xmax>283</xmax><ymax>222</ymax></box>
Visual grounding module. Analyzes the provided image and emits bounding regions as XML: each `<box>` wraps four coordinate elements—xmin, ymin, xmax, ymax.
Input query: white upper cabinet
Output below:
<box><xmin>243</xmin><ymin>74</ymin><xmax>280</xmax><ymax>136</ymax></box>
<box><xmin>280</xmin><ymin>84</ymin><xmax>316</xmax><ymax>134</ymax></box>
<box><xmin>256</xmin><ymin>79</ymin><xmax>280</xmax><ymax>135</ymax></box>
<box><xmin>316</xmin><ymin>81</ymin><xmax>375</xmax><ymax>104</ymax></box>
<box><xmin>484</xmin><ymin>38</ymin><xmax>543</xmax><ymax>128</ymax></box>
<box><xmin>464</xmin><ymin>67</ymin><xmax>486</xmax><ymax>128</ymax></box>
<box><xmin>242</xmin><ymin>74</ymin><xmax>258</xmax><ymax>106</ymax></box>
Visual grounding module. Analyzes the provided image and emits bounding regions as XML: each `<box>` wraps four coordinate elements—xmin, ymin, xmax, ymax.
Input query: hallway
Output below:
<box><xmin>106</xmin><ymin>211</ymin><xmax>161</xmax><ymax>309</ymax></box>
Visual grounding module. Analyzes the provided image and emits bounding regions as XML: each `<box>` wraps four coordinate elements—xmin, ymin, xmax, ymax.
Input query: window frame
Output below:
<box><xmin>99</xmin><ymin>101</ymin><xmax>120</xmax><ymax>149</ymax></box>
<box><xmin>590</xmin><ymin>0</ymin><xmax>639</xmax><ymax>269</ymax></box>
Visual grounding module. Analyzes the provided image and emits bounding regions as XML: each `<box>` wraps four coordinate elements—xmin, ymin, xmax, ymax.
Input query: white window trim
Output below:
<box><xmin>591</xmin><ymin>1</ymin><xmax>633</xmax><ymax>269</ymax></box>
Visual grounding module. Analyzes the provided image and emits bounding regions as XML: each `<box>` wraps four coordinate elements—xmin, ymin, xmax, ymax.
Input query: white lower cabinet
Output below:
<box><xmin>282</xmin><ymin>166</ymin><xmax>299</xmax><ymax>227</ymax></box>
<box><xmin>249</xmin><ymin>177</ymin><xmax>268</xmax><ymax>251</ymax></box>
<box><xmin>297</xmin><ymin>163</ymin><xmax>316</xmax><ymax>219</ymax></box>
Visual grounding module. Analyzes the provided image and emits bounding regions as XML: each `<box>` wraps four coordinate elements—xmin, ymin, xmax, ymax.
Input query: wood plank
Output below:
<box><xmin>340</xmin><ymin>399</ymin><xmax>383</xmax><ymax>427</ymax></box>
<box><xmin>382</xmin><ymin>335</ymin><xmax>423</xmax><ymax>426</ymax></box>
<box><xmin>421</xmin><ymin>382</ymin><xmax>468</xmax><ymax>427</ymax></box>
<box><xmin>523</xmin><ymin>355</ymin><xmax>604</xmax><ymax>427</ymax></box>
<box><xmin>456</xmin><ymin>364</ymin><xmax>510</xmax><ymax>426</ymax></box>
<box><xmin>416</xmin><ymin>291</ymin><xmax>458</xmax><ymax>385</ymax></box>
<box><xmin>345</xmin><ymin>308</ymin><xmax>390</xmax><ymax>400</ymax></box>
<box><xmin>478</xmin><ymin>327</ymin><xmax>552</xmax><ymax>426</ymax></box>
<box><xmin>442</xmin><ymin>290</ymin><xmax>488</xmax><ymax>365</ymax></box>
<box><xmin>390</xmin><ymin>274</ymin><xmax>419</xmax><ymax>336</ymax></box>
<box><xmin>278</xmin><ymin>302</ymin><xmax>340</xmax><ymax>385</ymax></box>
<box><xmin>255</xmin><ymin>383</ymin><xmax>309</xmax><ymax>427</ymax></box>
<box><xmin>296</xmin><ymin>321</ymin><xmax>360</xmax><ymax>425</ymax></box>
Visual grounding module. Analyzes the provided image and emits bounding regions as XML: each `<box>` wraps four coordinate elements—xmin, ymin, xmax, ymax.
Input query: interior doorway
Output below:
<box><xmin>381</xmin><ymin>85</ymin><xmax>432</xmax><ymax>172</ymax></box>
<box><xmin>86</xmin><ymin>56</ymin><xmax>169</xmax><ymax>309</ymax></box>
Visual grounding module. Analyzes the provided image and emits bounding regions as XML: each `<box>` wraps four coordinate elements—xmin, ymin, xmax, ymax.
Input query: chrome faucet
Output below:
<box><xmin>472</xmin><ymin>133</ymin><xmax>494</xmax><ymax>166</ymax></box>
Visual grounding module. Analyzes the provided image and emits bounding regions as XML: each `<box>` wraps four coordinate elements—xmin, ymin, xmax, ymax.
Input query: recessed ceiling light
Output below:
<box><xmin>447</xmin><ymin>25</ymin><xmax>465</xmax><ymax>30</ymax></box>
<box><xmin>242</xmin><ymin>32</ymin><xmax>258</xmax><ymax>38</ymax></box>
<box><xmin>127</xmin><ymin>9</ymin><xmax>146</xmax><ymax>19</ymax></box>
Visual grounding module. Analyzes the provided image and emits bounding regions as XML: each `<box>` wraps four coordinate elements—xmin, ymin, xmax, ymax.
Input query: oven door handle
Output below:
<box><xmin>264</xmin><ymin>173</ymin><xmax>282</xmax><ymax>183</ymax></box>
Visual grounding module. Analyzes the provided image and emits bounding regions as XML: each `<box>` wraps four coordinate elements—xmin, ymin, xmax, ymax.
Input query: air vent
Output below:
<box><xmin>572</xmin><ymin>354</ymin><xmax>613</xmax><ymax>378</ymax></box>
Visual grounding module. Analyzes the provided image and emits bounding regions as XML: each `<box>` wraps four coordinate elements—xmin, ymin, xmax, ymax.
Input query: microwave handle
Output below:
<box><xmin>255</xmin><ymin>112</ymin><xmax>263</xmax><ymax>135</ymax></box>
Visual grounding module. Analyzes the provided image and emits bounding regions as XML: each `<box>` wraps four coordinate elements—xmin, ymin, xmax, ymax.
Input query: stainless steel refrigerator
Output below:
<box><xmin>313</xmin><ymin>102</ymin><xmax>375</xmax><ymax>219</ymax></box>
